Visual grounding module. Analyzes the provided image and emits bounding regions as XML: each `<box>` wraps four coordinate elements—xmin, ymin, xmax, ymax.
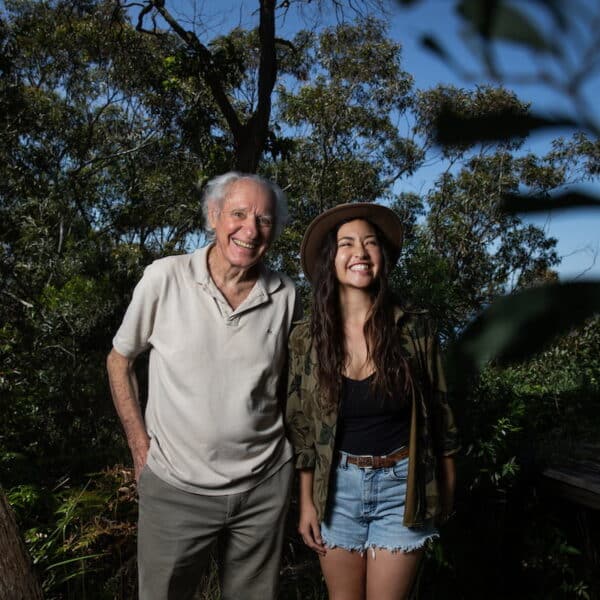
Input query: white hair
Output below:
<box><xmin>200</xmin><ymin>172</ymin><xmax>289</xmax><ymax>241</ymax></box>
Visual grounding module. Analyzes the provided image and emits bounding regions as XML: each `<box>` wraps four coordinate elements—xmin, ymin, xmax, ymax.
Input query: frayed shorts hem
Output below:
<box><xmin>322</xmin><ymin>531</ymin><xmax>439</xmax><ymax>556</ymax></box>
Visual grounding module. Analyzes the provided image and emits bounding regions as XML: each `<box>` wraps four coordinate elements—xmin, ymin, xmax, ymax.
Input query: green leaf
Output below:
<box><xmin>529</xmin><ymin>0</ymin><xmax>569</xmax><ymax>30</ymax></box>
<box><xmin>457</xmin><ymin>0</ymin><xmax>560</xmax><ymax>54</ymax></box>
<box><xmin>558</xmin><ymin>543</ymin><xmax>582</xmax><ymax>556</ymax></box>
<box><xmin>47</xmin><ymin>552</ymin><xmax>106</xmax><ymax>570</ymax></box>
<box><xmin>449</xmin><ymin>282</ymin><xmax>600</xmax><ymax>380</ymax></box>
<box><xmin>502</xmin><ymin>191</ymin><xmax>600</xmax><ymax>214</ymax></box>
<box><xmin>435</xmin><ymin>105</ymin><xmax>578</xmax><ymax>145</ymax></box>
<box><xmin>421</xmin><ymin>35</ymin><xmax>451</xmax><ymax>61</ymax></box>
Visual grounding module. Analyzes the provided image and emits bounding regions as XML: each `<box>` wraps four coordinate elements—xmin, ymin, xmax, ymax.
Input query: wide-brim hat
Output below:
<box><xmin>300</xmin><ymin>202</ymin><xmax>403</xmax><ymax>282</ymax></box>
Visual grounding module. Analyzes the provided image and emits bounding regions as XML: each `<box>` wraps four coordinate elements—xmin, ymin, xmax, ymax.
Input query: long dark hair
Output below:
<box><xmin>310</xmin><ymin>218</ymin><xmax>414</xmax><ymax>413</ymax></box>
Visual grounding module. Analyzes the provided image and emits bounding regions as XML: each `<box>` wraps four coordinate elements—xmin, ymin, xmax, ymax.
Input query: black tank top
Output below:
<box><xmin>335</xmin><ymin>374</ymin><xmax>411</xmax><ymax>456</ymax></box>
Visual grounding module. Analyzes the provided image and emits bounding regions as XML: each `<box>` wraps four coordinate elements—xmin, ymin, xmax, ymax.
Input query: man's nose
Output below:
<box><xmin>243</xmin><ymin>215</ymin><xmax>259</xmax><ymax>237</ymax></box>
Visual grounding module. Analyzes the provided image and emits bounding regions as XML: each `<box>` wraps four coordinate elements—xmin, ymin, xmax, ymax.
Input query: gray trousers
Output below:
<box><xmin>137</xmin><ymin>461</ymin><xmax>293</xmax><ymax>600</ymax></box>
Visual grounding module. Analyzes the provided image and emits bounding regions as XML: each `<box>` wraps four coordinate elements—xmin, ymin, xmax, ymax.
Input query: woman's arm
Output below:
<box><xmin>286</xmin><ymin>324</ymin><xmax>326</xmax><ymax>553</ymax></box>
<box><xmin>297</xmin><ymin>469</ymin><xmax>326</xmax><ymax>555</ymax></box>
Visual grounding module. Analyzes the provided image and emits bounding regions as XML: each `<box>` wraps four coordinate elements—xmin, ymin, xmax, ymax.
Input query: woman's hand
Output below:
<box><xmin>297</xmin><ymin>469</ymin><xmax>326</xmax><ymax>556</ymax></box>
<box><xmin>298</xmin><ymin>501</ymin><xmax>326</xmax><ymax>556</ymax></box>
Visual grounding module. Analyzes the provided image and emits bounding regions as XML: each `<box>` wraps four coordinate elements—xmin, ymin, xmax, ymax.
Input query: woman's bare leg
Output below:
<box><xmin>365</xmin><ymin>548</ymin><xmax>423</xmax><ymax>600</ymax></box>
<box><xmin>319</xmin><ymin>547</ymin><xmax>367</xmax><ymax>600</ymax></box>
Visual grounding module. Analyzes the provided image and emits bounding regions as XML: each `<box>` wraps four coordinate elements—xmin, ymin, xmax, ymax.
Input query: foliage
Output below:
<box><xmin>394</xmin><ymin>2</ymin><xmax>600</xmax><ymax>597</ymax></box>
<box><xmin>0</xmin><ymin>0</ymin><xmax>206</xmax><ymax>488</ymax></box>
<box><xmin>399</xmin><ymin>142</ymin><xmax>562</xmax><ymax>335</ymax></box>
<box><xmin>270</xmin><ymin>16</ymin><xmax>422</xmax><ymax>279</ymax></box>
<box><xmin>461</xmin><ymin>316</ymin><xmax>600</xmax><ymax>495</ymax></box>
<box><xmin>8</xmin><ymin>466</ymin><xmax>138</xmax><ymax>599</ymax></box>
<box><xmin>397</xmin><ymin>0</ymin><xmax>600</xmax><ymax>368</ymax></box>
<box><xmin>520</xmin><ymin>515</ymin><xmax>597</xmax><ymax>600</ymax></box>
<box><xmin>418</xmin><ymin>317</ymin><xmax>600</xmax><ymax>599</ymax></box>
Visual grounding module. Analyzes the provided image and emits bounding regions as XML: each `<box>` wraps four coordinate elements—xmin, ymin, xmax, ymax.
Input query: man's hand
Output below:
<box><xmin>131</xmin><ymin>434</ymin><xmax>151</xmax><ymax>483</ymax></box>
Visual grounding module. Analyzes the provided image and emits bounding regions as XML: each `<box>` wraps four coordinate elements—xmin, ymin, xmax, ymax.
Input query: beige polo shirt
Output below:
<box><xmin>112</xmin><ymin>245</ymin><xmax>299</xmax><ymax>495</ymax></box>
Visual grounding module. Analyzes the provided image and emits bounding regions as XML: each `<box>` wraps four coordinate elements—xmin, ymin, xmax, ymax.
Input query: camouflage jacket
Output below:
<box><xmin>286</xmin><ymin>307</ymin><xmax>460</xmax><ymax>527</ymax></box>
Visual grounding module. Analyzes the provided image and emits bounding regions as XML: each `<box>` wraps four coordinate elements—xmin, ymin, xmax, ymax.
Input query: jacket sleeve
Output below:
<box><xmin>286</xmin><ymin>323</ymin><xmax>317</xmax><ymax>469</ymax></box>
<box><xmin>411</xmin><ymin>314</ymin><xmax>460</xmax><ymax>457</ymax></box>
<box><xmin>429</xmin><ymin>337</ymin><xmax>460</xmax><ymax>456</ymax></box>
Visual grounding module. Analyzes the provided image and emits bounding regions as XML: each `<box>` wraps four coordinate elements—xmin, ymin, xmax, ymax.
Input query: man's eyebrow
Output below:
<box><xmin>226</xmin><ymin>206</ymin><xmax>273</xmax><ymax>215</ymax></box>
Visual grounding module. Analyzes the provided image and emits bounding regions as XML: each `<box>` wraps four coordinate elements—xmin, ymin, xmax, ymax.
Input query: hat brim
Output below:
<box><xmin>300</xmin><ymin>203</ymin><xmax>403</xmax><ymax>282</ymax></box>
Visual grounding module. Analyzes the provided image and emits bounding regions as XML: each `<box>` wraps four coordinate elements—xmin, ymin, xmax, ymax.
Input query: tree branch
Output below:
<box><xmin>148</xmin><ymin>1</ymin><xmax>243</xmax><ymax>139</ymax></box>
<box><xmin>235</xmin><ymin>0</ymin><xmax>277</xmax><ymax>171</ymax></box>
<box><xmin>2</xmin><ymin>290</ymin><xmax>34</xmax><ymax>309</ymax></box>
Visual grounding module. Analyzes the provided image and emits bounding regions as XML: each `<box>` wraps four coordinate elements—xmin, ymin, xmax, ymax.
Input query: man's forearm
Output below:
<box><xmin>106</xmin><ymin>348</ymin><xmax>150</xmax><ymax>478</ymax></box>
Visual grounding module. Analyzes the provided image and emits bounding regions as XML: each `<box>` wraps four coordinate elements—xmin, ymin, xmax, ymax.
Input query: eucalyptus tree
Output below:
<box><xmin>0</xmin><ymin>490</ymin><xmax>43</xmax><ymax>600</ymax></box>
<box><xmin>0</xmin><ymin>0</ymin><xmax>205</xmax><ymax>475</ymax></box>
<box><xmin>268</xmin><ymin>17</ymin><xmax>423</xmax><ymax>277</ymax></box>
<box><xmin>267</xmin><ymin>21</ymin><xmax>564</xmax><ymax>329</ymax></box>
<box><xmin>395</xmin><ymin>0</ymin><xmax>600</xmax><ymax>373</ymax></box>
<box><xmin>121</xmin><ymin>0</ymin><xmax>387</xmax><ymax>172</ymax></box>
<box><xmin>398</xmin><ymin>84</ymin><xmax>563</xmax><ymax>336</ymax></box>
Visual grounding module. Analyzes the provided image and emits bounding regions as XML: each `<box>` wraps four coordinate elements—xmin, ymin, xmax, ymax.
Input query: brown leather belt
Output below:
<box><xmin>338</xmin><ymin>446</ymin><xmax>409</xmax><ymax>469</ymax></box>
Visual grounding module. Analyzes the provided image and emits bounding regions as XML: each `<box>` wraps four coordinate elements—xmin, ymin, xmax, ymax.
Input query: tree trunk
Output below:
<box><xmin>142</xmin><ymin>0</ymin><xmax>278</xmax><ymax>174</ymax></box>
<box><xmin>0</xmin><ymin>488</ymin><xmax>44</xmax><ymax>600</ymax></box>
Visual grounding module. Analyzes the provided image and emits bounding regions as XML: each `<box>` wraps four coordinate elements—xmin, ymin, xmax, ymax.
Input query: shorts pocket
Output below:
<box><xmin>384</xmin><ymin>459</ymin><xmax>409</xmax><ymax>481</ymax></box>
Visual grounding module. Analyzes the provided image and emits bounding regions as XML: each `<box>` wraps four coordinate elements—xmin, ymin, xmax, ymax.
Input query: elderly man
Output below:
<box><xmin>107</xmin><ymin>172</ymin><xmax>299</xmax><ymax>600</ymax></box>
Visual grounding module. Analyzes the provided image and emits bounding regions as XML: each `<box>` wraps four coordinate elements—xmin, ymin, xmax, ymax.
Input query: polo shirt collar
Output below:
<box><xmin>189</xmin><ymin>244</ymin><xmax>283</xmax><ymax>297</ymax></box>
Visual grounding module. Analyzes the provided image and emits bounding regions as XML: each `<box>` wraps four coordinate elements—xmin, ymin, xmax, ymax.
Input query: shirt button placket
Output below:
<box><xmin>227</xmin><ymin>314</ymin><xmax>240</xmax><ymax>327</ymax></box>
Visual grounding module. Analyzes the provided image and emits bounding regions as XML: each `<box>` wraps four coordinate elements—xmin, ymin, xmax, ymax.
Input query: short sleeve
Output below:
<box><xmin>112</xmin><ymin>264</ymin><xmax>161</xmax><ymax>358</ymax></box>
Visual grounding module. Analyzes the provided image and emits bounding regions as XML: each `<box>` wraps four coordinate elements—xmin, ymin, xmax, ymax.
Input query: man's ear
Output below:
<box><xmin>208</xmin><ymin>205</ymin><xmax>219</xmax><ymax>230</ymax></box>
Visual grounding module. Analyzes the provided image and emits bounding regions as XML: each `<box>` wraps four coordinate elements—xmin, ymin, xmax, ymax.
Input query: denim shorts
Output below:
<box><xmin>320</xmin><ymin>451</ymin><xmax>438</xmax><ymax>555</ymax></box>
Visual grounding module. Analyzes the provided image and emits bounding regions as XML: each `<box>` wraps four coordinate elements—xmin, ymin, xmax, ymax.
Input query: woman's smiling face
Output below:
<box><xmin>334</xmin><ymin>219</ymin><xmax>382</xmax><ymax>290</ymax></box>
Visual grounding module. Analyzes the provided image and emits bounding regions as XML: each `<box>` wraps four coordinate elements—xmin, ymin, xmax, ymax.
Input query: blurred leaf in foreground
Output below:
<box><xmin>502</xmin><ymin>190</ymin><xmax>600</xmax><ymax>214</ymax></box>
<box><xmin>457</xmin><ymin>0</ymin><xmax>562</xmax><ymax>54</ymax></box>
<box><xmin>449</xmin><ymin>282</ymin><xmax>600</xmax><ymax>388</ymax></box>
<box><xmin>435</xmin><ymin>105</ymin><xmax>579</xmax><ymax>145</ymax></box>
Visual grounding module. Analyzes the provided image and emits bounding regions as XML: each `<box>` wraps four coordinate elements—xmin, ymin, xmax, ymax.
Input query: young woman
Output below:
<box><xmin>286</xmin><ymin>203</ymin><xmax>459</xmax><ymax>600</ymax></box>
